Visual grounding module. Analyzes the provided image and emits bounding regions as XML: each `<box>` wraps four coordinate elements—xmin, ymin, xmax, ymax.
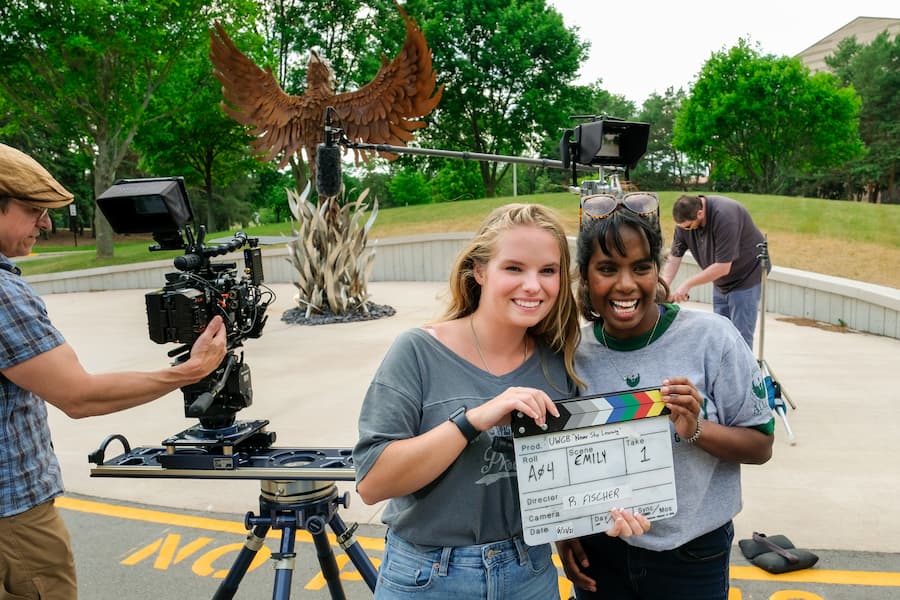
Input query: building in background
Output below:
<box><xmin>797</xmin><ymin>16</ymin><xmax>900</xmax><ymax>72</ymax></box>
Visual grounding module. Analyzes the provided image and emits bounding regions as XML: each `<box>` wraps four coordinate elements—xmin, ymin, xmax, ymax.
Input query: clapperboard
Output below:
<box><xmin>511</xmin><ymin>387</ymin><xmax>678</xmax><ymax>545</ymax></box>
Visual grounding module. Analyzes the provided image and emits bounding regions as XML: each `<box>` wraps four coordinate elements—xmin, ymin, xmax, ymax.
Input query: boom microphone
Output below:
<box><xmin>316</xmin><ymin>106</ymin><xmax>343</xmax><ymax>197</ymax></box>
<box><xmin>315</xmin><ymin>142</ymin><xmax>342</xmax><ymax>197</ymax></box>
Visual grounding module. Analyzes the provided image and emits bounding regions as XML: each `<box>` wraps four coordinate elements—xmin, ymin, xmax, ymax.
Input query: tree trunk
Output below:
<box><xmin>205</xmin><ymin>149</ymin><xmax>216</xmax><ymax>231</ymax></box>
<box><xmin>93</xmin><ymin>149</ymin><xmax>117</xmax><ymax>259</ymax></box>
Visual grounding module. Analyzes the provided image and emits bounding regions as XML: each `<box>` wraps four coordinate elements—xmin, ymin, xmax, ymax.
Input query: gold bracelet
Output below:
<box><xmin>685</xmin><ymin>419</ymin><xmax>703</xmax><ymax>444</ymax></box>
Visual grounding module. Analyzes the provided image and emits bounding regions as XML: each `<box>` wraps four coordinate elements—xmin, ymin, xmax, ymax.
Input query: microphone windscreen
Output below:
<box><xmin>315</xmin><ymin>143</ymin><xmax>342</xmax><ymax>197</ymax></box>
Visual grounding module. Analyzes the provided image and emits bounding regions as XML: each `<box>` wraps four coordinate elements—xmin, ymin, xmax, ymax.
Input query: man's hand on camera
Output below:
<box><xmin>183</xmin><ymin>316</ymin><xmax>227</xmax><ymax>381</ymax></box>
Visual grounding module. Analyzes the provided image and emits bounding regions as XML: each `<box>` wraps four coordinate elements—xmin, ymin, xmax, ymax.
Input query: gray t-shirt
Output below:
<box><xmin>575</xmin><ymin>306</ymin><xmax>773</xmax><ymax>551</ymax></box>
<box><xmin>670</xmin><ymin>195</ymin><xmax>767</xmax><ymax>293</ymax></box>
<box><xmin>354</xmin><ymin>327</ymin><xmax>574</xmax><ymax>546</ymax></box>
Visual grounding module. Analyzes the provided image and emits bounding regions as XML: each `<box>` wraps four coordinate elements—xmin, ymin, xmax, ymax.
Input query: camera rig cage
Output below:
<box><xmin>93</xmin><ymin>176</ymin><xmax>281</xmax><ymax>463</ymax></box>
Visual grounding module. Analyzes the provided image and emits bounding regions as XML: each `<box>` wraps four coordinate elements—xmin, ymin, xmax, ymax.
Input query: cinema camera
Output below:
<box><xmin>90</xmin><ymin>177</ymin><xmax>379</xmax><ymax>599</ymax></box>
<box><xmin>96</xmin><ymin>177</ymin><xmax>274</xmax><ymax>434</ymax></box>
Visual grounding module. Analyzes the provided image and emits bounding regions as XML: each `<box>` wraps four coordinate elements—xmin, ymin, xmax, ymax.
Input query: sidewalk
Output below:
<box><xmin>43</xmin><ymin>281</ymin><xmax>900</xmax><ymax>553</ymax></box>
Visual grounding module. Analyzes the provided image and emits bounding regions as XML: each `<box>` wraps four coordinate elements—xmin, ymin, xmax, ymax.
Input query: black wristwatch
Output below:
<box><xmin>449</xmin><ymin>406</ymin><xmax>480</xmax><ymax>443</ymax></box>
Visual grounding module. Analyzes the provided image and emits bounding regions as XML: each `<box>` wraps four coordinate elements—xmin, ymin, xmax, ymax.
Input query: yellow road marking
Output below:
<box><xmin>56</xmin><ymin>496</ymin><xmax>385</xmax><ymax>551</ymax></box>
<box><xmin>730</xmin><ymin>565</ymin><xmax>900</xmax><ymax>587</ymax></box>
<box><xmin>58</xmin><ymin>497</ymin><xmax>899</xmax><ymax>587</ymax></box>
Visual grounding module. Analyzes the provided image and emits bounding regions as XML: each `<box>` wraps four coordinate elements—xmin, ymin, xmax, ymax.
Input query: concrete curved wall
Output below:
<box><xmin>25</xmin><ymin>232</ymin><xmax>900</xmax><ymax>340</ymax></box>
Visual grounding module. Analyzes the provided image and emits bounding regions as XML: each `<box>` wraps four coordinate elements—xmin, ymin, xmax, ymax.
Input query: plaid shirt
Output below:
<box><xmin>0</xmin><ymin>253</ymin><xmax>66</xmax><ymax>516</ymax></box>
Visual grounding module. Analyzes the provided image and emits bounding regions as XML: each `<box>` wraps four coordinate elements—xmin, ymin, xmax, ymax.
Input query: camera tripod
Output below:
<box><xmin>89</xmin><ymin>432</ymin><xmax>379</xmax><ymax>599</ymax></box>
<box><xmin>213</xmin><ymin>479</ymin><xmax>377</xmax><ymax>600</ymax></box>
<box><xmin>756</xmin><ymin>238</ymin><xmax>797</xmax><ymax>445</ymax></box>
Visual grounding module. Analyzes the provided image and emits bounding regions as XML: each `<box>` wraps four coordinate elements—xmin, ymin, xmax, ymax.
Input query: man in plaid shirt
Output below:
<box><xmin>0</xmin><ymin>144</ymin><xmax>227</xmax><ymax>599</ymax></box>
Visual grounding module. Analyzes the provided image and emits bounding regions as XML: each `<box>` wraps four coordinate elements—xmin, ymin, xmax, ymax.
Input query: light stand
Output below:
<box><xmin>756</xmin><ymin>237</ymin><xmax>797</xmax><ymax>445</ymax></box>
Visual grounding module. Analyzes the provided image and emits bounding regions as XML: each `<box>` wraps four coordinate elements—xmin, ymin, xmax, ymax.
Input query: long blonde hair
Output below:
<box><xmin>440</xmin><ymin>203</ymin><xmax>581</xmax><ymax>386</ymax></box>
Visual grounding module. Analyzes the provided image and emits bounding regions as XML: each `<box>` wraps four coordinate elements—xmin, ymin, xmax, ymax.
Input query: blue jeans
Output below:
<box><xmin>573</xmin><ymin>521</ymin><xmax>734</xmax><ymax>600</ymax></box>
<box><xmin>713</xmin><ymin>285</ymin><xmax>761</xmax><ymax>349</ymax></box>
<box><xmin>375</xmin><ymin>529</ymin><xmax>558</xmax><ymax>600</ymax></box>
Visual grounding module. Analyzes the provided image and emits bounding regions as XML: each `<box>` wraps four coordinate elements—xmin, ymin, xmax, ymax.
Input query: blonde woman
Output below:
<box><xmin>354</xmin><ymin>203</ymin><xmax>645</xmax><ymax>599</ymax></box>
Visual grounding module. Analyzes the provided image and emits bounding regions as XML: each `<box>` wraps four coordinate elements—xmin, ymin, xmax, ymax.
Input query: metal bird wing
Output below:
<box><xmin>209</xmin><ymin>22</ymin><xmax>306</xmax><ymax>168</ymax></box>
<box><xmin>330</xmin><ymin>3</ymin><xmax>443</xmax><ymax>165</ymax></box>
<box><xmin>209</xmin><ymin>3</ymin><xmax>442</xmax><ymax>173</ymax></box>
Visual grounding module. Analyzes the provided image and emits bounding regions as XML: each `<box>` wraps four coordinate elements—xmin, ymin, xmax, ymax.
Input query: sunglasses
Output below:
<box><xmin>580</xmin><ymin>192</ymin><xmax>660</xmax><ymax>225</ymax></box>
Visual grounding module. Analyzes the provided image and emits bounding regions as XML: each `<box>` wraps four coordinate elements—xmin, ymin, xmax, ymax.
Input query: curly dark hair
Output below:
<box><xmin>575</xmin><ymin>210</ymin><xmax>669</xmax><ymax>322</ymax></box>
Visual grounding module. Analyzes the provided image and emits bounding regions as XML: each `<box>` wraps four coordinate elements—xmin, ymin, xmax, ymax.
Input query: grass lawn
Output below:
<box><xmin>22</xmin><ymin>191</ymin><xmax>900</xmax><ymax>290</ymax></box>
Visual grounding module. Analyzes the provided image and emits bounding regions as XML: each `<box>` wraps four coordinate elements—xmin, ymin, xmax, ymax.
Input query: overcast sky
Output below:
<box><xmin>547</xmin><ymin>1</ymin><xmax>899</xmax><ymax>105</ymax></box>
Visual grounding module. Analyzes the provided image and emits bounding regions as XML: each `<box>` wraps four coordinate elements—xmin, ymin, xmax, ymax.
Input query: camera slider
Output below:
<box><xmin>87</xmin><ymin>426</ymin><xmax>375</xmax><ymax>599</ymax></box>
<box><xmin>88</xmin><ymin>421</ymin><xmax>356</xmax><ymax>481</ymax></box>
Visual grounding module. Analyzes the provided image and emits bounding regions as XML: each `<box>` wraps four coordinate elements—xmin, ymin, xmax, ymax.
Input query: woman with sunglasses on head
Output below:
<box><xmin>354</xmin><ymin>203</ymin><xmax>648</xmax><ymax>599</ymax></box>
<box><xmin>556</xmin><ymin>201</ymin><xmax>774</xmax><ymax>600</ymax></box>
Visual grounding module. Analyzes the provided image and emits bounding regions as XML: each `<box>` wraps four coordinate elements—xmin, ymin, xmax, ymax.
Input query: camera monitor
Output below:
<box><xmin>97</xmin><ymin>177</ymin><xmax>194</xmax><ymax>234</ymax></box>
<box><xmin>559</xmin><ymin>117</ymin><xmax>650</xmax><ymax>170</ymax></box>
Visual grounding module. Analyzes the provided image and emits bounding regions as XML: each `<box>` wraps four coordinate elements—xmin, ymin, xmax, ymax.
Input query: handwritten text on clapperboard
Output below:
<box><xmin>514</xmin><ymin>415</ymin><xmax>677</xmax><ymax>545</ymax></box>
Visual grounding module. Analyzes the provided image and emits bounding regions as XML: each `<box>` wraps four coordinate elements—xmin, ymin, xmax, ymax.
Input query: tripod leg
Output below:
<box><xmin>330</xmin><ymin>513</ymin><xmax>378</xmax><ymax>592</ymax></box>
<box><xmin>272</xmin><ymin>523</ymin><xmax>298</xmax><ymax>600</ymax></box>
<box><xmin>308</xmin><ymin>516</ymin><xmax>347</xmax><ymax>600</ymax></box>
<box><xmin>213</xmin><ymin>523</ymin><xmax>270</xmax><ymax>600</ymax></box>
<box><xmin>775</xmin><ymin>406</ymin><xmax>796</xmax><ymax>446</ymax></box>
<box><xmin>272</xmin><ymin>524</ymin><xmax>297</xmax><ymax>600</ymax></box>
<box><xmin>761</xmin><ymin>359</ymin><xmax>796</xmax><ymax>409</ymax></box>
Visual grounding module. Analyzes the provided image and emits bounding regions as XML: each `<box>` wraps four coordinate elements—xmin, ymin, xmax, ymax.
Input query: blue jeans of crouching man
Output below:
<box><xmin>714</xmin><ymin>285</ymin><xmax>762</xmax><ymax>349</ymax></box>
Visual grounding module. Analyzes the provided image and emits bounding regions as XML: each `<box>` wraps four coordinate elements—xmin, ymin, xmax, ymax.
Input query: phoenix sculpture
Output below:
<box><xmin>209</xmin><ymin>3</ymin><xmax>442</xmax><ymax>319</ymax></box>
<box><xmin>209</xmin><ymin>3</ymin><xmax>443</xmax><ymax>180</ymax></box>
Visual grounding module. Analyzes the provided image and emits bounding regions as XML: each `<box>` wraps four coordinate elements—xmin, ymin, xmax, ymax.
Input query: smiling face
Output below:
<box><xmin>0</xmin><ymin>199</ymin><xmax>51</xmax><ymax>258</ymax></box>
<box><xmin>585</xmin><ymin>223</ymin><xmax>660</xmax><ymax>339</ymax></box>
<box><xmin>473</xmin><ymin>224</ymin><xmax>561</xmax><ymax>329</ymax></box>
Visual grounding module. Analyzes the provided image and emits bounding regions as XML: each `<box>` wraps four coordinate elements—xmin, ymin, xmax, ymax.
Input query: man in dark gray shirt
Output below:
<box><xmin>661</xmin><ymin>194</ymin><xmax>768</xmax><ymax>348</ymax></box>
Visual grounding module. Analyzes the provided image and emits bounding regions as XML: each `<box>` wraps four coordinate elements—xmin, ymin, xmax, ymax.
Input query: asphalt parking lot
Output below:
<box><xmin>60</xmin><ymin>493</ymin><xmax>899</xmax><ymax>599</ymax></box>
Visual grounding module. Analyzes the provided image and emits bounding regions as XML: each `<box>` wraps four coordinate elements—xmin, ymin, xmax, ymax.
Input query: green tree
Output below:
<box><xmin>0</xmin><ymin>0</ymin><xmax>253</xmax><ymax>258</ymax></box>
<box><xmin>673</xmin><ymin>39</ymin><xmax>864</xmax><ymax>194</ymax></box>
<box><xmin>635</xmin><ymin>87</ymin><xmax>703</xmax><ymax>191</ymax></box>
<box><xmin>257</xmin><ymin>0</ymin><xmax>399</xmax><ymax>94</ymax></box>
<box><xmin>430</xmin><ymin>160</ymin><xmax>486</xmax><ymax>202</ymax></box>
<box><xmin>406</xmin><ymin>0</ymin><xmax>588</xmax><ymax>197</ymax></box>
<box><xmin>0</xmin><ymin>104</ymin><xmax>94</xmax><ymax>233</ymax></box>
<box><xmin>134</xmin><ymin>41</ymin><xmax>262</xmax><ymax>231</ymax></box>
<box><xmin>388</xmin><ymin>168</ymin><xmax>431</xmax><ymax>205</ymax></box>
<box><xmin>827</xmin><ymin>31</ymin><xmax>900</xmax><ymax>203</ymax></box>
<box><xmin>254</xmin><ymin>166</ymin><xmax>296</xmax><ymax>223</ymax></box>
